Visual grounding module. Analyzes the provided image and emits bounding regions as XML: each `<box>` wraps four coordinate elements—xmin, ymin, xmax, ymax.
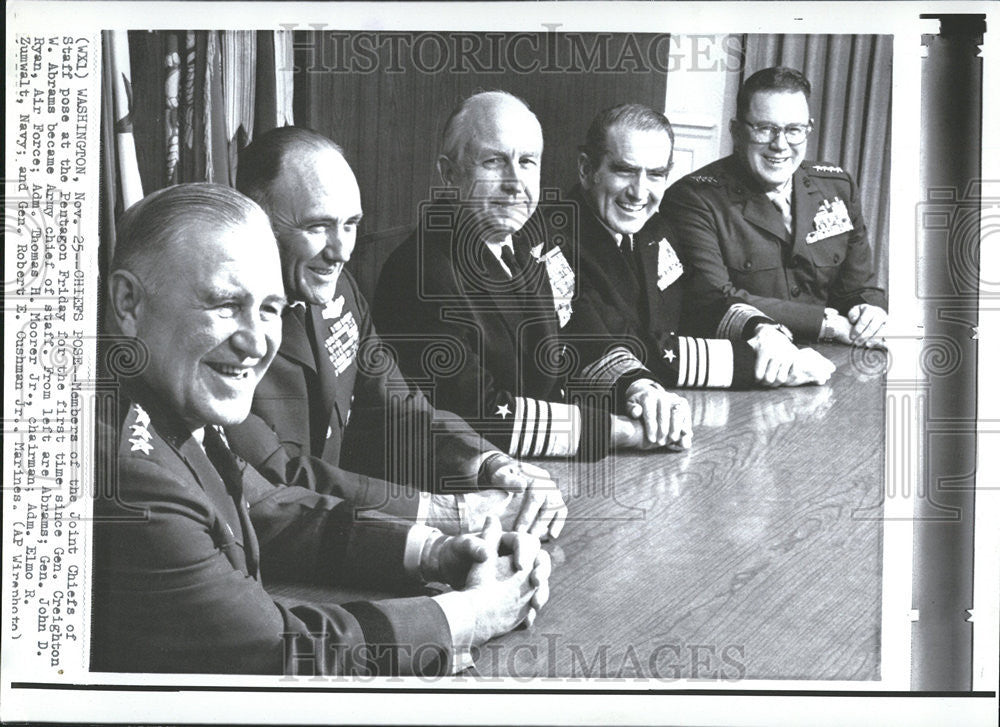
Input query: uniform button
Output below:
<box><xmin>803</xmin><ymin>178</ymin><xmax>812</xmax><ymax>187</ymax></box>
<box><xmin>790</xmin><ymin>286</ymin><xmax>801</xmax><ymax>297</ymax></box>
<box><xmin>743</xmin><ymin>261</ymin><xmax>752</xmax><ymax>271</ymax></box>
<box><xmin>833</xmin><ymin>253</ymin><xmax>840</xmax><ymax>263</ymax></box>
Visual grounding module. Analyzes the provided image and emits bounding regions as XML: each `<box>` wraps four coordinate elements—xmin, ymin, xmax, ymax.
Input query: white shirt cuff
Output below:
<box><xmin>415</xmin><ymin>491</ymin><xmax>431</xmax><ymax>526</ymax></box>
<box><xmin>403</xmin><ymin>524</ymin><xmax>442</xmax><ymax>580</ymax></box>
<box><xmin>432</xmin><ymin>590</ymin><xmax>477</xmax><ymax>673</ymax></box>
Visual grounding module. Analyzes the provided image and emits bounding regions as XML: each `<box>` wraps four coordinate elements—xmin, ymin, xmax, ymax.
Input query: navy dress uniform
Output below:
<box><xmin>91</xmin><ymin>381</ymin><xmax>454</xmax><ymax>675</ymax></box>
<box><xmin>661</xmin><ymin>155</ymin><xmax>887</xmax><ymax>340</ymax></box>
<box><xmin>564</xmin><ymin>186</ymin><xmax>773</xmax><ymax>389</ymax></box>
<box><xmin>226</xmin><ymin>269</ymin><xmax>490</xmax><ymax>507</ymax></box>
<box><xmin>373</xmin><ymin>203</ymin><xmax>650</xmax><ymax>461</ymax></box>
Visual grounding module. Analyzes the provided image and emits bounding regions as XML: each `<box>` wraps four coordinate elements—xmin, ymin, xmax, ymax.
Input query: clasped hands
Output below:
<box><xmin>613</xmin><ymin>378</ymin><xmax>692</xmax><ymax>451</ymax></box>
<box><xmin>823</xmin><ymin>304</ymin><xmax>887</xmax><ymax>348</ymax></box>
<box><xmin>423</xmin><ymin>516</ymin><xmax>551</xmax><ymax>642</ymax></box>
<box><xmin>749</xmin><ymin>323</ymin><xmax>835</xmax><ymax>387</ymax></box>
<box><xmin>429</xmin><ymin>454</ymin><xmax>567</xmax><ymax>539</ymax></box>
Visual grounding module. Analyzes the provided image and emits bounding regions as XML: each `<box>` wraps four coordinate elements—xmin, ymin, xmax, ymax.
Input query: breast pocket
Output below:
<box><xmin>808</xmin><ymin>233</ymin><xmax>850</xmax><ymax>290</ymax></box>
<box><xmin>726</xmin><ymin>241</ymin><xmax>784</xmax><ymax>294</ymax></box>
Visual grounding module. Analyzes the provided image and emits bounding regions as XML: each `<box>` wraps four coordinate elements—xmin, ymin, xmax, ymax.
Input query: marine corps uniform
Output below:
<box><xmin>661</xmin><ymin>155</ymin><xmax>886</xmax><ymax>340</ymax></box>
<box><xmin>91</xmin><ymin>381</ymin><xmax>454</xmax><ymax>675</ymax></box>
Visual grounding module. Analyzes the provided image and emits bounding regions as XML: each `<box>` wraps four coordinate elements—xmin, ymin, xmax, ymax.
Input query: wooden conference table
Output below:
<box><xmin>275</xmin><ymin>344</ymin><xmax>886</xmax><ymax>681</ymax></box>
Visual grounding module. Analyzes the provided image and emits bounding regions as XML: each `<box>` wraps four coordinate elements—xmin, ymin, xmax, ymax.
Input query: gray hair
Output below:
<box><xmin>112</xmin><ymin>183</ymin><xmax>269</xmax><ymax>292</ymax></box>
<box><xmin>439</xmin><ymin>90</ymin><xmax>536</xmax><ymax>163</ymax></box>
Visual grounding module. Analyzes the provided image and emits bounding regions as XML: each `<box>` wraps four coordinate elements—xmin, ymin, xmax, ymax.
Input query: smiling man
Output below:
<box><xmin>227</xmin><ymin>126</ymin><xmax>566</xmax><ymax>539</ymax></box>
<box><xmin>662</xmin><ymin>67</ymin><xmax>887</xmax><ymax>345</ymax></box>
<box><xmin>566</xmin><ymin>103</ymin><xmax>834</xmax><ymax>392</ymax></box>
<box><xmin>93</xmin><ymin>183</ymin><xmax>550</xmax><ymax>675</ymax></box>
<box><xmin>374</xmin><ymin>91</ymin><xmax>693</xmax><ymax>460</ymax></box>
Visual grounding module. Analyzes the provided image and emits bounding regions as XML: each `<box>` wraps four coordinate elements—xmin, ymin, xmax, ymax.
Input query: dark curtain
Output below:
<box><xmin>741</xmin><ymin>34</ymin><xmax>892</xmax><ymax>292</ymax></box>
<box><xmin>294</xmin><ymin>31</ymin><xmax>670</xmax><ymax>302</ymax></box>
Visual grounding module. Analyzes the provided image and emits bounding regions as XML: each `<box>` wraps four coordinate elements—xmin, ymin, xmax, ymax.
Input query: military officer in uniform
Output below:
<box><xmin>569</xmin><ymin>103</ymin><xmax>835</xmax><ymax>390</ymax></box>
<box><xmin>374</xmin><ymin>91</ymin><xmax>692</xmax><ymax>461</ymax></box>
<box><xmin>662</xmin><ymin>66</ymin><xmax>887</xmax><ymax>345</ymax></box>
<box><xmin>227</xmin><ymin>127</ymin><xmax>566</xmax><ymax>538</ymax></box>
<box><xmin>93</xmin><ymin>183</ymin><xmax>550</xmax><ymax>675</ymax></box>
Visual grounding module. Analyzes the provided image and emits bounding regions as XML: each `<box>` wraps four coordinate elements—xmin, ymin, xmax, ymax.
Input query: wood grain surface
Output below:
<box><xmin>273</xmin><ymin>344</ymin><xmax>887</xmax><ymax>681</ymax></box>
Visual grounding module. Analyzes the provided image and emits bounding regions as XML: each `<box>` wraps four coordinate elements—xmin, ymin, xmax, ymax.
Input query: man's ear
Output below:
<box><xmin>107</xmin><ymin>269</ymin><xmax>145</xmax><ymax>337</ymax></box>
<box><xmin>728</xmin><ymin>118</ymin><xmax>740</xmax><ymax>140</ymax></box>
<box><xmin>577</xmin><ymin>152</ymin><xmax>594</xmax><ymax>188</ymax></box>
<box><xmin>436</xmin><ymin>155</ymin><xmax>456</xmax><ymax>186</ymax></box>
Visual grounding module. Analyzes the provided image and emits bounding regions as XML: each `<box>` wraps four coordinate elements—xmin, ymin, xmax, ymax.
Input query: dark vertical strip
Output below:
<box><xmin>913</xmin><ymin>13</ymin><xmax>984</xmax><ymax>691</ymax></box>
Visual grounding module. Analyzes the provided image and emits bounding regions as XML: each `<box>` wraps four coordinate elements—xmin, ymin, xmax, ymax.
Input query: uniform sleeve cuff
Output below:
<box><xmin>675</xmin><ymin>336</ymin><xmax>735</xmax><ymax>388</ymax></box>
<box><xmin>717</xmin><ymin>303</ymin><xmax>770</xmax><ymax>342</ymax></box>
<box><xmin>431</xmin><ymin>590</ymin><xmax>477</xmax><ymax>673</ymax></box>
<box><xmin>580</xmin><ymin>345</ymin><xmax>647</xmax><ymax>387</ymax></box>
<box><xmin>509</xmin><ymin>398</ymin><xmax>582</xmax><ymax>457</ymax></box>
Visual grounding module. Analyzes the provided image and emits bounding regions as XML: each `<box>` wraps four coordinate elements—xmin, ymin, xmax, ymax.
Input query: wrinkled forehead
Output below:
<box><xmin>461</xmin><ymin>103</ymin><xmax>544</xmax><ymax>156</ymax></box>
<box><xmin>603</xmin><ymin>123</ymin><xmax>672</xmax><ymax>164</ymax></box>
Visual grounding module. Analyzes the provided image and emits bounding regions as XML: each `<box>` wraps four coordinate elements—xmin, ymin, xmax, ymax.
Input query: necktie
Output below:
<box><xmin>203</xmin><ymin>426</ymin><xmax>260</xmax><ymax>577</ymax></box>
<box><xmin>621</xmin><ymin>235</ymin><xmax>641</xmax><ymax>282</ymax></box>
<box><xmin>500</xmin><ymin>245</ymin><xmax>522</xmax><ymax>278</ymax></box>
<box><xmin>769</xmin><ymin>191</ymin><xmax>793</xmax><ymax>235</ymax></box>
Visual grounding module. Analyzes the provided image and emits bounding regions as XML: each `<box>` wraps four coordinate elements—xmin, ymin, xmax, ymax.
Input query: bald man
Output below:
<box><xmin>374</xmin><ymin>91</ymin><xmax>691</xmax><ymax>460</ymax></box>
<box><xmin>226</xmin><ymin>127</ymin><xmax>566</xmax><ymax>538</ymax></box>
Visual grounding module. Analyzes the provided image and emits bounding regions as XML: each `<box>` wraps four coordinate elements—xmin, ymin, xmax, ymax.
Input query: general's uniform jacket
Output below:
<box><xmin>661</xmin><ymin>155</ymin><xmax>887</xmax><ymax>340</ymax></box>
<box><xmin>91</xmin><ymin>381</ymin><xmax>452</xmax><ymax>675</ymax></box>
<box><xmin>373</xmin><ymin>203</ymin><xmax>648</xmax><ymax>460</ymax></box>
<box><xmin>226</xmin><ymin>269</ymin><xmax>489</xmax><ymax>505</ymax></box>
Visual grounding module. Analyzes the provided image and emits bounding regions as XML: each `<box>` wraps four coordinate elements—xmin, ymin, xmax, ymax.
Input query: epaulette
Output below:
<box><xmin>123</xmin><ymin>403</ymin><xmax>154</xmax><ymax>456</ymax></box>
<box><xmin>809</xmin><ymin>163</ymin><xmax>847</xmax><ymax>176</ymax></box>
<box><xmin>688</xmin><ymin>174</ymin><xmax>721</xmax><ymax>186</ymax></box>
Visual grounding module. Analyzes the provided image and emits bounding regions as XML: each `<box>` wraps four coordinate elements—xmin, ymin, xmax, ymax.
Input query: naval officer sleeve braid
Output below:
<box><xmin>507</xmin><ymin>397</ymin><xmax>583</xmax><ymax>457</ymax></box>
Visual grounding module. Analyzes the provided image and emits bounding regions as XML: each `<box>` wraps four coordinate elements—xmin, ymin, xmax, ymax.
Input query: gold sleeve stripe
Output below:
<box><xmin>580</xmin><ymin>345</ymin><xmax>647</xmax><ymax>388</ymax></box>
<box><xmin>717</xmin><ymin>302</ymin><xmax>769</xmax><ymax>342</ymax></box>
<box><xmin>509</xmin><ymin>396</ymin><xmax>581</xmax><ymax>457</ymax></box>
<box><xmin>676</xmin><ymin>336</ymin><xmax>735</xmax><ymax>388</ymax></box>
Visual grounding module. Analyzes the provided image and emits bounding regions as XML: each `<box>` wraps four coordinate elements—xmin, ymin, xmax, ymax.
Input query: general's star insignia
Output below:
<box><xmin>134</xmin><ymin>405</ymin><xmax>151</xmax><ymax>427</ymax></box>
<box><xmin>129</xmin><ymin>437</ymin><xmax>153</xmax><ymax>455</ymax></box>
<box><xmin>495</xmin><ymin>404</ymin><xmax>511</xmax><ymax>419</ymax></box>
<box><xmin>663</xmin><ymin>349</ymin><xmax>676</xmax><ymax>362</ymax></box>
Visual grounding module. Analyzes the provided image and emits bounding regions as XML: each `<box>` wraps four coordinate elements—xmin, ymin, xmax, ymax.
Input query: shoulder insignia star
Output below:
<box><xmin>129</xmin><ymin>436</ymin><xmax>153</xmax><ymax>455</ymax></box>
<box><xmin>663</xmin><ymin>349</ymin><xmax>676</xmax><ymax>362</ymax></box>
<box><xmin>133</xmin><ymin>404</ymin><xmax>151</xmax><ymax>427</ymax></box>
<box><xmin>495</xmin><ymin>404</ymin><xmax>511</xmax><ymax>419</ymax></box>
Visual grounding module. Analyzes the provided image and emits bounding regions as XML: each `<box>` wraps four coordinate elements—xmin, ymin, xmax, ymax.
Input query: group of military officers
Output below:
<box><xmin>92</xmin><ymin>67</ymin><xmax>887</xmax><ymax>675</ymax></box>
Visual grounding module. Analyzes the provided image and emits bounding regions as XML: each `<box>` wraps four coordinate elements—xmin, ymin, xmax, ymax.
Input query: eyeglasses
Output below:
<box><xmin>738</xmin><ymin>119</ymin><xmax>813</xmax><ymax>145</ymax></box>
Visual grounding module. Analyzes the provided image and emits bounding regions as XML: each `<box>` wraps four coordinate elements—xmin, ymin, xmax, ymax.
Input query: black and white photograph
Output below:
<box><xmin>3</xmin><ymin>2</ymin><xmax>998</xmax><ymax>725</ymax></box>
